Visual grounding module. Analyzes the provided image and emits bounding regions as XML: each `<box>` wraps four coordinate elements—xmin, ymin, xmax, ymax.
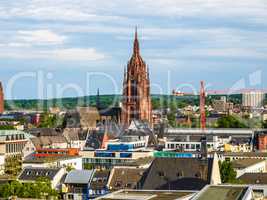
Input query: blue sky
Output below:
<box><xmin>0</xmin><ymin>0</ymin><xmax>267</xmax><ymax>99</ymax></box>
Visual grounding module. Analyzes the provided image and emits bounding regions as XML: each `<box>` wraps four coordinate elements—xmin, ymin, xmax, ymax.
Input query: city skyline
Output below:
<box><xmin>0</xmin><ymin>0</ymin><xmax>267</xmax><ymax>99</ymax></box>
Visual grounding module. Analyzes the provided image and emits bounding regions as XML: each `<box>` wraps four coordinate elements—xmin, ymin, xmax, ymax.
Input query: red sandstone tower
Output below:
<box><xmin>121</xmin><ymin>28</ymin><xmax>152</xmax><ymax>125</ymax></box>
<box><xmin>0</xmin><ymin>82</ymin><xmax>4</xmax><ymax>114</ymax></box>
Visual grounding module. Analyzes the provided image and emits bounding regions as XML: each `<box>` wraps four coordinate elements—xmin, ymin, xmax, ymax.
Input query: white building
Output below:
<box><xmin>232</xmin><ymin>159</ymin><xmax>266</xmax><ymax>178</ymax></box>
<box><xmin>242</xmin><ymin>91</ymin><xmax>265</xmax><ymax>108</ymax></box>
<box><xmin>22</xmin><ymin>156</ymin><xmax>83</xmax><ymax>170</ymax></box>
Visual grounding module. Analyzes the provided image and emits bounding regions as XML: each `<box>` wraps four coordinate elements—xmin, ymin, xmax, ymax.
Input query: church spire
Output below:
<box><xmin>133</xmin><ymin>26</ymin><xmax>140</xmax><ymax>55</ymax></box>
<box><xmin>96</xmin><ymin>88</ymin><xmax>100</xmax><ymax>109</ymax></box>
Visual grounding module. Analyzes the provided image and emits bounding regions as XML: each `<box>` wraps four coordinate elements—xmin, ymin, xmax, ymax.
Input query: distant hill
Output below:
<box><xmin>4</xmin><ymin>94</ymin><xmax>242</xmax><ymax>111</ymax></box>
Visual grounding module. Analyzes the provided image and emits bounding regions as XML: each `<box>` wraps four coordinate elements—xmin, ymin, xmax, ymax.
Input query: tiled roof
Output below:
<box><xmin>140</xmin><ymin>157</ymin><xmax>213</xmax><ymax>190</ymax></box>
<box><xmin>63</xmin><ymin>128</ymin><xmax>87</xmax><ymax>141</ymax></box>
<box><xmin>64</xmin><ymin>107</ymin><xmax>100</xmax><ymax>129</ymax></box>
<box><xmin>91</xmin><ymin>170</ymin><xmax>110</xmax><ymax>190</ymax></box>
<box><xmin>31</xmin><ymin>135</ymin><xmax>67</xmax><ymax>148</ymax></box>
<box><xmin>27</xmin><ymin>128</ymin><xmax>62</xmax><ymax>137</ymax></box>
<box><xmin>108</xmin><ymin>167</ymin><xmax>145</xmax><ymax>190</ymax></box>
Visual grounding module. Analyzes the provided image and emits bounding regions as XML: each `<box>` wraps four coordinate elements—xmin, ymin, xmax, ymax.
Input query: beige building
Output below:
<box><xmin>242</xmin><ymin>91</ymin><xmax>265</xmax><ymax>108</ymax></box>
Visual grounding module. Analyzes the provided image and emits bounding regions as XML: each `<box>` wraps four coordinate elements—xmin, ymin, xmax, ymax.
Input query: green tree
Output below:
<box><xmin>262</xmin><ymin>120</ymin><xmax>267</xmax><ymax>128</ymax></box>
<box><xmin>66</xmin><ymin>165</ymin><xmax>75</xmax><ymax>172</ymax></box>
<box><xmin>0</xmin><ymin>125</ymin><xmax>15</xmax><ymax>130</ymax></box>
<box><xmin>0</xmin><ymin>179</ymin><xmax>58</xmax><ymax>199</ymax></box>
<box><xmin>217</xmin><ymin>116</ymin><xmax>247</xmax><ymax>128</ymax></box>
<box><xmin>167</xmin><ymin>112</ymin><xmax>176</xmax><ymax>127</ymax></box>
<box><xmin>219</xmin><ymin>161</ymin><xmax>237</xmax><ymax>183</ymax></box>
<box><xmin>38</xmin><ymin>113</ymin><xmax>57</xmax><ymax>128</ymax></box>
<box><xmin>83</xmin><ymin>163</ymin><xmax>94</xmax><ymax>170</ymax></box>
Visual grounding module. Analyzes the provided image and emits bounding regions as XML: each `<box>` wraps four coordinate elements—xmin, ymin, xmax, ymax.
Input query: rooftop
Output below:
<box><xmin>23</xmin><ymin>155</ymin><xmax>81</xmax><ymax>163</ymax></box>
<box><xmin>140</xmin><ymin>157</ymin><xmax>213</xmax><ymax>191</ymax></box>
<box><xmin>64</xmin><ymin>170</ymin><xmax>95</xmax><ymax>184</ymax></box>
<box><xmin>0</xmin><ymin>130</ymin><xmax>34</xmax><ymax>138</ymax></box>
<box><xmin>108</xmin><ymin>167</ymin><xmax>145</xmax><ymax>190</ymax></box>
<box><xmin>221</xmin><ymin>152</ymin><xmax>267</xmax><ymax>157</ymax></box>
<box><xmin>166</xmin><ymin>128</ymin><xmax>255</xmax><ymax>135</ymax></box>
<box><xmin>238</xmin><ymin>173</ymin><xmax>267</xmax><ymax>184</ymax></box>
<box><xmin>96</xmin><ymin>189</ymin><xmax>195</xmax><ymax>200</ymax></box>
<box><xmin>194</xmin><ymin>185</ymin><xmax>249</xmax><ymax>200</ymax></box>
<box><xmin>18</xmin><ymin>167</ymin><xmax>61</xmax><ymax>181</ymax></box>
<box><xmin>232</xmin><ymin>159</ymin><xmax>265</xmax><ymax>169</ymax></box>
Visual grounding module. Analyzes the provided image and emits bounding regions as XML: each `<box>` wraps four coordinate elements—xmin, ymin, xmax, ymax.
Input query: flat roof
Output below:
<box><xmin>232</xmin><ymin>159</ymin><xmax>265</xmax><ymax>169</ymax></box>
<box><xmin>195</xmin><ymin>186</ymin><xmax>249</xmax><ymax>200</ymax></box>
<box><xmin>166</xmin><ymin>128</ymin><xmax>255</xmax><ymax>135</ymax></box>
<box><xmin>0</xmin><ymin>130</ymin><xmax>34</xmax><ymax>138</ymax></box>
<box><xmin>96</xmin><ymin>190</ymin><xmax>195</xmax><ymax>200</ymax></box>
<box><xmin>23</xmin><ymin>155</ymin><xmax>81</xmax><ymax>163</ymax></box>
<box><xmin>221</xmin><ymin>152</ymin><xmax>267</xmax><ymax>157</ymax></box>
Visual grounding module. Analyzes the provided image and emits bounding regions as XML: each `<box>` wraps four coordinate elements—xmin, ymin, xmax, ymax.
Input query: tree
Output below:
<box><xmin>0</xmin><ymin>179</ymin><xmax>58</xmax><ymax>199</ymax></box>
<box><xmin>167</xmin><ymin>112</ymin><xmax>176</xmax><ymax>127</ymax></box>
<box><xmin>83</xmin><ymin>163</ymin><xmax>94</xmax><ymax>170</ymax></box>
<box><xmin>219</xmin><ymin>161</ymin><xmax>237</xmax><ymax>183</ymax></box>
<box><xmin>262</xmin><ymin>120</ymin><xmax>267</xmax><ymax>128</ymax></box>
<box><xmin>66</xmin><ymin>165</ymin><xmax>75</xmax><ymax>172</ymax></box>
<box><xmin>0</xmin><ymin>125</ymin><xmax>15</xmax><ymax>130</ymax></box>
<box><xmin>38</xmin><ymin>113</ymin><xmax>57</xmax><ymax>128</ymax></box>
<box><xmin>217</xmin><ymin>116</ymin><xmax>247</xmax><ymax>128</ymax></box>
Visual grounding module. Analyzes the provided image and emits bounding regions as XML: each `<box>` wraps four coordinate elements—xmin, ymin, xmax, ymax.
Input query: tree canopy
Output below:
<box><xmin>217</xmin><ymin>115</ymin><xmax>247</xmax><ymax>128</ymax></box>
<box><xmin>0</xmin><ymin>178</ymin><xmax>58</xmax><ymax>199</ymax></box>
<box><xmin>219</xmin><ymin>161</ymin><xmax>237</xmax><ymax>183</ymax></box>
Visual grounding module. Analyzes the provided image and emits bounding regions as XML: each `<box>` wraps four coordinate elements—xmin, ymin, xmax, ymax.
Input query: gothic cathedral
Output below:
<box><xmin>121</xmin><ymin>28</ymin><xmax>152</xmax><ymax>125</ymax></box>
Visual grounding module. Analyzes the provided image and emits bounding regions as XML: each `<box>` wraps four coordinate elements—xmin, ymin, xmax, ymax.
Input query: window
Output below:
<box><xmin>158</xmin><ymin>171</ymin><xmax>165</xmax><ymax>177</ymax></box>
<box><xmin>177</xmin><ymin>171</ymin><xmax>183</xmax><ymax>178</ymax></box>
<box><xmin>115</xmin><ymin>181</ymin><xmax>122</xmax><ymax>187</ymax></box>
<box><xmin>195</xmin><ymin>172</ymin><xmax>201</xmax><ymax>178</ymax></box>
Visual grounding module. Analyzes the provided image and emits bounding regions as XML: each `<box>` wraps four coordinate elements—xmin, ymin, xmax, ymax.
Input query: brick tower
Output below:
<box><xmin>0</xmin><ymin>82</ymin><xmax>4</xmax><ymax>114</ymax></box>
<box><xmin>121</xmin><ymin>28</ymin><xmax>152</xmax><ymax>125</ymax></box>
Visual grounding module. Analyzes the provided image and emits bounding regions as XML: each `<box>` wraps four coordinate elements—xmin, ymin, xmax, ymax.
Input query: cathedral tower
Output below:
<box><xmin>0</xmin><ymin>82</ymin><xmax>4</xmax><ymax>114</ymax></box>
<box><xmin>121</xmin><ymin>28</ymin><xmax>152</xmax><ymax>125</ymax></box>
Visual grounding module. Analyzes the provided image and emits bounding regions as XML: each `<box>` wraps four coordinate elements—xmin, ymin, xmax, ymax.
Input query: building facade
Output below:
<box><xmin>121</xmin><ymin>29</ymin><xmax>152</xmax><ymax>125</ymax></box>
<box><xmin>242</xmin><ymin>91</ymin><xmax>265</xmax><ymax>108</ymax></box>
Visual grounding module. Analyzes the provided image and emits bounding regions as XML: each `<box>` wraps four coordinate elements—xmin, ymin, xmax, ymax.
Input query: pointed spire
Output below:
<box><xmin>147</xmin><ymin>65</ymin><xmax>150</xmax><ymax>80</ymax></box>
<box><xmin>123</xmin><ymin>66</ymin><xmax>127</xmax><ymax>81</ymax></box>
<box><xmin>96</xmin><ymin>88</ymin><xmax>100</xmax><ymax>109</ymax></box>
<box><xmin>133</xmin><ymin>26</ymin><xmax>140</xmax><ymax>55</ymax></box>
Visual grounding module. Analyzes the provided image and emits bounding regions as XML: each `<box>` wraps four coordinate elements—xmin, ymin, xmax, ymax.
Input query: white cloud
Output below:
<box><xmin>0</xmin><ymin>0</ymin><xmax>127</xmax><ymax>22</ymax></box>
<box><xmin>189</xmin><ymin>48</ymin><xmax>267</xmax><ymax>59</ymax></box>
<box><xmin>0</xmin><ymin>48</ymin><xmax>106</xmax><ymax>61</ymax></box>
<box><xmin>1</xmin><ymin>0</ymin><xmax>266</xmax><ymax>24</ymax></box>
<box><xmin>16</xmin><ymin>30</ymin><xmax>66</xmax><ymax>44</ymax></box>
<box><xmin>54</xmin><ymin>48</ymin><xmax>105</xmax><ymax>61</ymax></box>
